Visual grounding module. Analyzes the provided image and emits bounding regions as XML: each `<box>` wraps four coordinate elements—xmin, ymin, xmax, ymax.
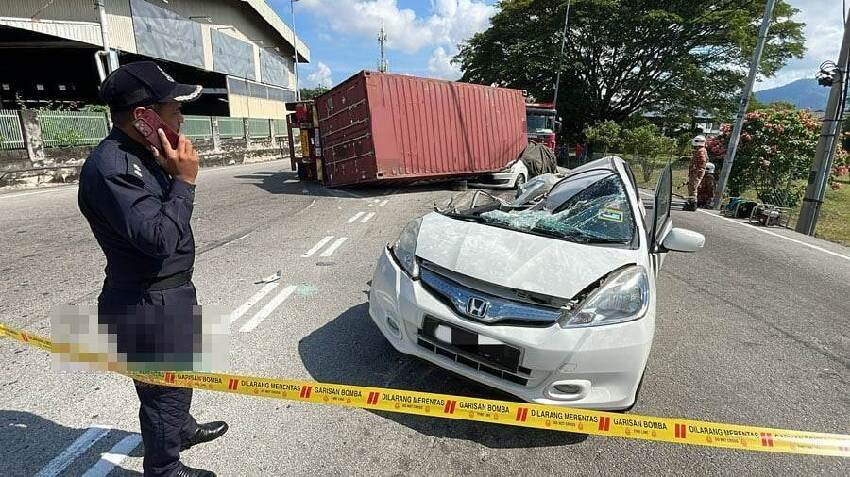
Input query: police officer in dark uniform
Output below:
<box><xmin>78</xmin><ymin>62</ymin><xmax>228</xmax><ymax>477</ymax></box>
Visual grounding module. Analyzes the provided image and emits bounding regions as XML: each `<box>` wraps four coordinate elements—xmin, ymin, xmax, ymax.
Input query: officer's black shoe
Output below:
<box><xmin>174</xmin><ymin>463</ymin><xmax>216</xmax><ymax>477</ymax></box>
<box><xmin>181</xmin><ymin>421</ymin><xmax>229</xmax><ymax>451</ymax></box>
<box><xmin>682</xmin><ymin>201</ymin><xmax>697</xmax><ymax>211</ymax></box>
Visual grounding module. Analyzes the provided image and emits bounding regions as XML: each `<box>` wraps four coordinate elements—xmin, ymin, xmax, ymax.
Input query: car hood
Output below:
<box><xmin>415</xmin><ymin>212</ymin><xmax>640</xmax><ymax>299</ymax></box>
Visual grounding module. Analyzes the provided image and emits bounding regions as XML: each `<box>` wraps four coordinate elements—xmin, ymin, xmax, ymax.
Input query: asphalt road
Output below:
<box><xmin>1</xmin><ymin>159</ymin><xmax>848</xmax><ymax>475</ymax></box>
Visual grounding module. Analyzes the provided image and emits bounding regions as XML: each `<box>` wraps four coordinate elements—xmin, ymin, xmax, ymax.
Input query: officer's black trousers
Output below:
<box><xmin>133</xmin><ymin>381</ymin><xmax>198</xmax><ymax>476</ymax></box>
<box><xmin>98</xmin><ymin>282</ymin><xmax>200</xmax><ymax>477</ymax></box>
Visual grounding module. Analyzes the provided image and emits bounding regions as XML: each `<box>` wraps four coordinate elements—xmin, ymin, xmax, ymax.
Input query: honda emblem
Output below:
<box><xmin>466</xmin><ymin>297</ymin><xmax>488</xmax><ymax>318</ymax></box>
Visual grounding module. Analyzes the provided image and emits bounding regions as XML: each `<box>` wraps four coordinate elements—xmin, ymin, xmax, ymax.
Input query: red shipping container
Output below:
<box><xmin>315</xmin><ymin>71</ymin><xmax>528</xmax><ymax>187</ymax></box>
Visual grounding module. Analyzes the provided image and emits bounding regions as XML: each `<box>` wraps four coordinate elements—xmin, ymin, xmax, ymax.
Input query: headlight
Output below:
<box><xmin>391</xmin><ymin>217</ymin><xmax>422</xmax><ymax>278</ymax></box>
<box><xmin>561</xmin><ymin>266</ymin><xmax>649</xmax><ymax>328</ymax></box>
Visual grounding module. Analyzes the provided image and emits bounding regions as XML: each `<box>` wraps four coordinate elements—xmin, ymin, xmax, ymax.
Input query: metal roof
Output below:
<box><xmin>241</xmin><ymin>0</ymin><xmax>310</xmax><ymax>62</ymax></box>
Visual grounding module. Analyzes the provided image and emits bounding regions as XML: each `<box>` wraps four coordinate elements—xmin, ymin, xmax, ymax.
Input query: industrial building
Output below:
<box><xmin>0</xmin><ymin>0</ymin><xmax>310</xmax><ymax>119</ymax></box>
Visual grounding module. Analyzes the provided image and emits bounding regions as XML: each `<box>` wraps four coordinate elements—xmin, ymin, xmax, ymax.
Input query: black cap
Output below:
<box><xmin>100</xmin><ymin>61</ymin><xmax>203</xmax><ymax>110</ymax></box>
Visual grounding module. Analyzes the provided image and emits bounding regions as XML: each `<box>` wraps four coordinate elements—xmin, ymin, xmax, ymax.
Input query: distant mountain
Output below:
<box><xmin>754</xmin><ymin>78</ymin><xmax>831</xmax><ymax>110</ymax></box>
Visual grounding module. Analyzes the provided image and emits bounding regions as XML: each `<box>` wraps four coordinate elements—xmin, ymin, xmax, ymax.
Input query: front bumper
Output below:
<box><xmin>469</xmin><ymin>172</ymin><xmax>518</xmax><ymax>189</ymax></box>
<box><xmin>368</xmin><ymin>247</ymin><xmax>654</xmax><ymax>410</ymax></box>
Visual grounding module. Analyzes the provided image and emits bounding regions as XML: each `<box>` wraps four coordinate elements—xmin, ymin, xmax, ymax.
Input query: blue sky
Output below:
<box><xmin>268</xmin><ymin>0</ymin><xmax>844</xmax><ymax>92</ymax></box>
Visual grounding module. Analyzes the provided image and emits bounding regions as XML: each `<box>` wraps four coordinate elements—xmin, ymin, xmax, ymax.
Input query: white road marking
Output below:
<box><xmin>320</xmin><ymin>237</ymin><xmax>349</xmax><ymax>257</ymax></box>
<box><xmin>35</xmin><ymin>425</ymin><xmax>112</xmax><ymax>477</ymax></box>
<box><xmin>239</xmin><ymin>285</ymin><xmax>297</xmax><ymax>332</ymax></box>
<box><xmin>379</xmin><ymin>200</ymin><xmax>389</xmax><ymax>207</ymax></box>
<box><xmin>303</xmin><ymin>236</ymin><xmax>334</xmax><ymax>257</ymax></box>
<box><xmin>699</xmin><ymin>210</ymin><xmax>850</xmax><ymax>262</ymax></box>
<box><xmin>81</xmin><ymin>434</ymin><xmax>142</xmax><ymax>477</ymax></box>
<box><xmin>361</xmin><ymin>212</ymin><xmax>376</xmax><ymax>223</ymax></box>
<box><xmin>348</xmin><ymin>212</ymin><xmax>365</xmax><ymax>223</ymax></box>
<box><xmin>229</xmin><ymin>282</ymin><xmax>279</xmax><ymax>324</ymax></box>
<box><xmin>0</xmin><ymin>186</ymin><xmax>78</xmax><ymax>200</ymax></box>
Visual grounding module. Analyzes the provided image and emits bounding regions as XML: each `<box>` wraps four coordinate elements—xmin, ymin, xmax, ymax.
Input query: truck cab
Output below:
<box><xmin>525</xmin><ymin>102</ymin><xmax>558</xmax><ymax>151</ymax></box>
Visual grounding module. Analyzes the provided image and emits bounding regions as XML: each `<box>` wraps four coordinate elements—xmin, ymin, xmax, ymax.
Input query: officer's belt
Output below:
<box><xmin>107</xmin><ymin>268</ymin><xmax>193</xmax><ymax>291</ymax></box>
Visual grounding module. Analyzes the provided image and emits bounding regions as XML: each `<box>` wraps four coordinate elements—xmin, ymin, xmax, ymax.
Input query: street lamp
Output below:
<box><xmin>291</xmin><ymin>0</ymin><xmax>300</xmax><ymax>101</ymax></box>
<box><xmin>552</xmin><ymin>0</ymin><xmax>571</xmax><ymax>107</ymax></box>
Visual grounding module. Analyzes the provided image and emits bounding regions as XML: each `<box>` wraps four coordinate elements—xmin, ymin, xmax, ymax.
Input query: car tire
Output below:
<box><xmin>514</xmin><ymin>174</ymin><xmax>526</xmax><ymax>190</ymax></box>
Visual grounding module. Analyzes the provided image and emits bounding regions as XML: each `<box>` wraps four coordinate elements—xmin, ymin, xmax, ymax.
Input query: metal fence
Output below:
<box><xmin>0</xmin><ymin>110</ymin><xmax>26</xmax><ymax>150</ymax></box>
<box><xmin>272</xmin><ymin>119</ymin><xmax>287</xmax><ymax>137</ymax></box>
<box><xmin>39</xmin><ymin>110</ymin><xmax>110</xmax><ymax>148</ymax></box>
<box><xmin>0</xmin><ymin>111</ymin><xmax>285</xmax><ymax>152</ymax></box>
<box><xmin>218</xmin><ymin>117</ymin><xmax>246</xmax><ymax>139</ymax></box>
<box><xmin>247</xmin><ymin>118</ymin><xmax>271</xmax><ymax>139</ymax></box>
<box><xmin>182</xmin><ymin>115</ymin><xmax>213</xmax><ymax>140</ymax></box>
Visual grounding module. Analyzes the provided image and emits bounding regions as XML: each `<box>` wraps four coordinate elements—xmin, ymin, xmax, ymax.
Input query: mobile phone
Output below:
<box><xmin>132</xmin><ymin>109</ymin><xmax>179</xmax><ymax>152</ymax></box>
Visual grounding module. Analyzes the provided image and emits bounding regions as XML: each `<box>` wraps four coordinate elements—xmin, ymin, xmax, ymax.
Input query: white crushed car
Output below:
<box><xmin>369</xmin><ymin>157</ymin><xmax>705</xmax><ymax>410</ymax></box>
<box><xmin>468</xmin><ymin>159</ymin><xmax>530</xmax><ymax>190</ymax></box>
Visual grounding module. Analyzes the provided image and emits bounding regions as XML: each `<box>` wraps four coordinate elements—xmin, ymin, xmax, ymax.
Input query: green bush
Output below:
<box><xmin>621</xmin><ymin>124</ymin><xmax>677</xmax><ymax>183</ymax></box>
<box><xmin>707</xmin><ymin>108</ymin><xmax>820</xmax><ymax>207</ymax></box>
<box><xmin>583</xmin><ymin>120</ymin><xmax>622</xmax><ymax>155</ymax></box>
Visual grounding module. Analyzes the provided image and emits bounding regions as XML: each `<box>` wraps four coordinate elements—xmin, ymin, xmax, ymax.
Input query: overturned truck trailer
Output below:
<box><xmin>314</xmin><ymin>71</ymin><xmax>529</xmax><ymax>187</ymax></box>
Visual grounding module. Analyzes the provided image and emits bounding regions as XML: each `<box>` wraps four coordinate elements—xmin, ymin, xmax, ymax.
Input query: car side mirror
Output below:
<box><xmin>661</xmin><ymin>228</ymin><xmax>705</xmax><ymax>253</ymax></box>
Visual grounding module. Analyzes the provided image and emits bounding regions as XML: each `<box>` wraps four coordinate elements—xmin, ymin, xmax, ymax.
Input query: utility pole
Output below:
<box><xmin>552</xmin><ymin>0</ymin><xmax>571</xmax><ymax>107</ymax></box>
<box><xmin>713</xmin><ymin>0</ymin><xmax>777</xmax><ymax>209</ymax></box>
<box><xmin>378</xmin><ymin>23</ymin><xmax>388</xmax><ymax>72</ymax></box>
<box><xmin>796</xmin><ymin>17</ymin><xmax>850</xmax><ymax>235</ymax></box>
<box><xmin>291</xmin><ymin>0</ymin><xmax>300</xmax><ymax>100</ymax></box>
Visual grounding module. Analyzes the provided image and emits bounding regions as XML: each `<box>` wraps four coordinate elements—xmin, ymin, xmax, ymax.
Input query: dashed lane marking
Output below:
<box><xmin>320</xmin><ymin>237</ymin><xmax>349</xmax><ymax>257</ymax></box>
<box><xmin>379</xmin><ymin>199</ymin><xmax>389</xmax><ymax>207</ymax></box>
<box><xmin>348</xmin><ymin>212</ymin><xmax>365</xmax><ymax>223</ymax></box>
<box><xmin>81</xmin><ymin>434</ymin><xmax>142</xmax><ymax>477</ymax></box>
<box><xmin>239</xmin><ymin>285</ymin><xmax>297</xmax><ymax>333</ymax></box>
<box><xmin>303</xmin><ymin>236</ymin><xmax>334</xmax><ymax>257</ymax></box>
<box><xmin>361</xmin><ymin>212</ymin><xmax>376</xmax><ymax>223</ymax></box>
<box><xmin>229</xmin><ymin>282</ymin><xmax>280</xmax><ymax>324</ymax></box>
<box><xmin>35</xmin><ymin>425</ymin><xmax>112</xmax><ymax>477</ymax></box>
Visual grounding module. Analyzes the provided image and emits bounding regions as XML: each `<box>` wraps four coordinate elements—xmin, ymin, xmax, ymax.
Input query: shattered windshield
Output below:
<box><xmin>441</xmin><ymin>172</ymin><xmax>635</xmax><ymax>246</ymax></box>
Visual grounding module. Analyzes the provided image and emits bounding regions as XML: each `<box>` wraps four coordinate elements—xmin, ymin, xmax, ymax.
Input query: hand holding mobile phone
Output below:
<box><xmin>132</xmin><ymin>109</ymin><xmax>179</xmax><ymax>152</ymax></box>
<box><xmin>155</xmin><ymin>129</ymin><xmax>200</xmax><ymax>185</ymax></box>
<box><xmin>132</xmin><ymin>109</ymin><xmax>198</xmax><ymax>184</ymax></box>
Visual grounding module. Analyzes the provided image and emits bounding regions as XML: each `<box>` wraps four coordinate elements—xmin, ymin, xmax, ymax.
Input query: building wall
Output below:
<box><xmin>128</xmin><ymin>0</ymin><xmax>298</xmax><ymax>89</ymax></box>
<box><xmin>228</xmin><ymin>94</ymin><xmax>286</xmax><ymax>120</ymax></box>
<box><xmin>0</xmin><ymin>0</ymin><xmax>301</xmax><ymax>90</ymax></box>
<box><xmin>0</xmin><ymin>0</ymin><xmax>98</xmax><ymax>22</ymax></box>
<box><xmin>105</xmin><ymin>0</ymin><xmax>137</xmax><ymax>53</ymax></box>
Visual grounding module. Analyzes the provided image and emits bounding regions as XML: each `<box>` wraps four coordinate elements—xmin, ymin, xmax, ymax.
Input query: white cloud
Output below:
<box><xmin>306</xmin><ymin>62</ymin><xmax>333</xmax><ymax>88</ymax></box>
<box><xmin>756</xmin><ymin>0</ymin><xmax>846</xmax><ymax>90</ymax></box>
<box><xmin>427</xmin><ymin>46</ymin><xmax>462</xmax><ymax>79</ymax></box>
<box><xmin>296</xmin><ymin>0</ymin><xmax>495</xmax><ymax>54</ymax></box>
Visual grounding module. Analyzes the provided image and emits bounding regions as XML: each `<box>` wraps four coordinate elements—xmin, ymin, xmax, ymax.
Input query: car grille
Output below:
<box><xmin>419</xmin><ymin>267</ymin><xmax>562</xmax><ymax>325</ymax></box>
<box><xmin>416</xmin><ymin>335</ymin><xmax>531</xmax><ymax>386</ymax></box>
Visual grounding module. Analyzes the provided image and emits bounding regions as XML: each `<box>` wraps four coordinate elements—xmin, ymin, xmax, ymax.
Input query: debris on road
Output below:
<box><xmin>254</xmin><ymin>270</ymin><xmax>282</xmax><ymax>285</ymax></box>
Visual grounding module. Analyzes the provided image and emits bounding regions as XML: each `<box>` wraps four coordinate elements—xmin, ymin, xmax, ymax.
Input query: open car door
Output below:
<box><xmin>648</xmin><ymin>163</ymin><xmax>673</xmax><ymax>274</ymax></box>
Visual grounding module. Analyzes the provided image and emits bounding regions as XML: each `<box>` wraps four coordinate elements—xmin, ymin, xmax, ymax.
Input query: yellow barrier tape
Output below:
<box><xmin>2</xmin><ymin>323</ymin><xmax>849</xmax><ymax>457</ymax></box>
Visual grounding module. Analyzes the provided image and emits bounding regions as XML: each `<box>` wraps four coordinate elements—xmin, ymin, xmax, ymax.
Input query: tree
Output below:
<box><xmin>455</xmin><ymin>0</ymin><xmax>805</xmax><ymax>137</ymax></box>
<box><xmin>621</xmin><ymin>124</ymin><xmax>676</xmax><ymax>183</ymax></box>
<box><xmin>300</xmin><ymin>87</ymin><xmax>329</xmax><ymax>100</ymax></box>
<box><xmin>747</xmin><ymin>92</ymin><xmax>765</xmax><ymax>112</ymax></box>
<box><xmin>583</xmin><ymin>120</ymin><xmax>621</xmax><ymax>154</ymax></box>
<box><xmin>707</xmin><ymin>107</ymin><xmax>820</xmax><ymax>206</ymax></box>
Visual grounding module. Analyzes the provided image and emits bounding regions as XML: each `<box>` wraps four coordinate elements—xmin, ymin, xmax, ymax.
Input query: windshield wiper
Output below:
<box><xmin>441</xmin><ymin>211</ymin><xmax>485</xmax><ymax>223</ymax></box>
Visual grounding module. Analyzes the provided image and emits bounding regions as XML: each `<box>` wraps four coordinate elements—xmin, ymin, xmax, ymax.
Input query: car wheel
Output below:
<box><xmin>515</xmin><ymin>174</ymin><xmax>526</xmax><ymax>190</ymax></box>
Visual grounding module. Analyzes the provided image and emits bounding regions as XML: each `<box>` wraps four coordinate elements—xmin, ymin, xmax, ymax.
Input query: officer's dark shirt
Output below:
<box><xmin>79</xmin><ymin>128</ymin><xmax>195</xmax><ymax>289</ymax></box>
